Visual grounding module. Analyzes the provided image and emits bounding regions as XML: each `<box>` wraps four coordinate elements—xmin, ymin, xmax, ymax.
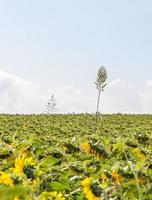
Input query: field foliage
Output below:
<box><xmin>0</xmin><ymin>114</ymin><xmax>152</xmax><ymax>200</ymax></box>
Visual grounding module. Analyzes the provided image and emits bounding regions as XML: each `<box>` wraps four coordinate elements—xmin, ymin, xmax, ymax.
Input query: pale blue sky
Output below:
<box><xmin>0</xmin><ymin>0</ymin><xmax>152</xmax><ymax>90</ymax></box>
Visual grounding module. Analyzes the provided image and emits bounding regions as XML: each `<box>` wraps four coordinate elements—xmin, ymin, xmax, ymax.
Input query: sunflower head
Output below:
<box><xmin>82</xmin><ymin>178</ymin><xmax>101</xmax><ymax>200</ymax></box>
<box><xmin>13</xmin><ymin>156</ymin><xmax>35</xmax><ymax>178</ymax></box>
<box><xmin>112</xmin><ymin>170</ymin><xmax>122</xmax><ymax>184</ymax></box>
<box><xmin>0</xmin><ymin>172</ymin><xmax>14</xmax><ymax>186</ymax></box>
<box><xmin>81</xmin><ymin>143</ymin><xmax>91</xmax><ymax>154</ymax></box>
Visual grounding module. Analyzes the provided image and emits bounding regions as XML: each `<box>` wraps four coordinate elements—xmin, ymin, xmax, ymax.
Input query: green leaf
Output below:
<box><xmin>39</xmin><ymin>155</ymin><xmax>58</xmax><ymax>168</ymax></box>
<box><xmin>15</xmin><ymin>142</ymin><xmax>30</xmax><ymax>155</ymax></box>
<box><xmin>135</xmin><ymin>161</ymin><xmax>145</xmax><ymax>171</ymax></box>
<box><xmin>0</xmin><ymin>186</ymin><xmax>30</xmax><ymax>200</ymax></box>
<box><xmin>48</xmin><ymin>181</ymin><xmax>69</xmax><ymax>191</ymax></box>
<box><xmin>0</xmin><ymin>148</ymin><xmax>12</xmax><ymax>159</ymax></box>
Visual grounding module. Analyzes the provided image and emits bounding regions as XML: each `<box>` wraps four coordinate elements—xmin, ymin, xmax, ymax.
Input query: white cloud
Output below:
<box><xmin>53</xmin><ymin>86</ymin><xmax>96</xmax><ymax>113</ymax></box>
<box><xmin>139</xmin><ymin>80</ymin><xmax>152</xmax><ymax>113</ymax></box>
<box><xmin>0</xmin><ymin>70</ymin><xmax>152</xmax><ymax>114</ymax></box>
<box><xmin>0</xmin><ymin>70</ymin><xmax>48</xmax><ymax>113</ymax></box>
<box><xmin>102</xmin><ymin>79</ymin><xmax>141</xmax><ymax>113</ymax></box>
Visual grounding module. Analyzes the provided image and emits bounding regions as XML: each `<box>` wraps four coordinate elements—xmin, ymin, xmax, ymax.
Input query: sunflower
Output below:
<box><xmin>81</xmin><ymin>143</ymin><xmax>103</xmax><ymax>161</ymax></box>
<box><xmin>50</xmin><ymin>191</ymin><xmax>66</xmax><ymax>200</ymax></box>
<box><xmin>132</xmin><ymin>148</ymin><xmax>146</xmax><ymax>160</ymax></box>
<box><xmin>0</xmin><ymin>172</ymin><xmax>14</xmax><ymax>186</ymax></box>
<box><xmin>40</xmin><ymin>191</ymin><xmax>65</xmax><ymax>200</ymax></box>
<box><xmin>14</xmin><ymin>197</ymin><xmax>20</xmax><ymax>200</ymax></box>
<box><xmin>81</xmin><ymin>143</ymin><xmax>91</xmax><ymax>154</ymax></box>
<box><xmin>13</xmin><ymin>156</ymin><xmax>35</xmax><ymax>177</ymax></box>
<box><xmin>82</xmin><ymin>178</ymin><xmax>100</xmax><ymax>200</ymax></box>
<box><xmin>112</xmin><ymin>170</ymin><xmax>122</xmax><ymax>184</ymax></box>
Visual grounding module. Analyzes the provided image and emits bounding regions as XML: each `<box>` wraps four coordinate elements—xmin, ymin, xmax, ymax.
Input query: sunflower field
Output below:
<box><xmin>0</xmin><ymin>114</ymin><xmax>152</xmax><ymax>200</ymax></box>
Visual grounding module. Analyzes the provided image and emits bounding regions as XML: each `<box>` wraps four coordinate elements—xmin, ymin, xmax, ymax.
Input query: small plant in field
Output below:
<box><xmin>45</xmin><ymin>94</ymin><xmax>57</xmax><ymax>114</ymax></box>
<box><xmin>94</xmin><ymin>66</ymin><xmax>107</xmax><ymax>132</ymax></box>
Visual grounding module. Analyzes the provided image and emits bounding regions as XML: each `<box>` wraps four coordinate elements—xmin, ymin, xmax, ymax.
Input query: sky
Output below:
<box><xmin>0</xmin><ymin>0</ymin><xmax>152</xmax><ymax>114</ymax></box>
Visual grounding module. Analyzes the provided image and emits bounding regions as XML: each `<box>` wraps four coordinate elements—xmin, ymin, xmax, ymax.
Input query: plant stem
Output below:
<box><xmin>94</xmin><ymin>89</ymin><xmax>101</xmax><ymax>133</ymax></box>
<box><xmin>124</xmin><ymin>150</ymin><xmax>143</xmax><ymax>200</ymax></box>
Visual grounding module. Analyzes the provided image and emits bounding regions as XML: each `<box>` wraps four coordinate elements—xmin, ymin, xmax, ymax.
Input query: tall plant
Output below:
<box><xmin>94</xmin><ymin>66</ymin><xmax>107</xmax><ymax>132</ymax></box>
<box><xmin>45</xmin><ymin>94</ymin><xmax>57</xmax><ymax>114</ymax></box>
